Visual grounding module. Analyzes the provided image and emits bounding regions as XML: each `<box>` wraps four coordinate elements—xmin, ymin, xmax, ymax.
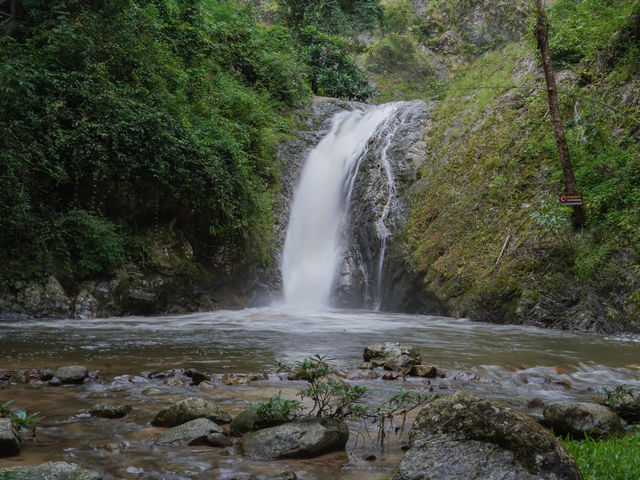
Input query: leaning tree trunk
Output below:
<box><xmin>534</xmin><ymin>0</ymin><xmax>586</xmax><ymax>229</ymax></box>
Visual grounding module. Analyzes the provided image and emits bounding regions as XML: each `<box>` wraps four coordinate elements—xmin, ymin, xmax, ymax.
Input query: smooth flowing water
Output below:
<box><xmin>281</xmin><ymin>103</ymin><xmax>402</xmax><ymax>308</ymax></box>
<box><xmin>2</xmin><ymin>309</ymin><xmax>640</xmax><ymax>478</ymax></box>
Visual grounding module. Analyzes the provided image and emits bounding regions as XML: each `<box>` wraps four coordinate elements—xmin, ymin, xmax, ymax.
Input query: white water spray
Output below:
<box><xmin>281</xmin><ymin>103</ymin><xmax>400</xmax><ymax>308</ymax></box>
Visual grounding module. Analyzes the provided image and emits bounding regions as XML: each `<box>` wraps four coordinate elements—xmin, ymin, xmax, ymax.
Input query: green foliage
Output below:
<box><xmin>277</xmin><ymin>355</ymin><xmax>369</xmax><ymax>419</ymax></box>
<box><xmin>562</xmin><ymin>430</ymin><xmax>640</xmax><ymax>480</ymax></box>
<box><xmin>548</xmin><ymin>0</ymin><xmax>638</xmax><ymax>65</ymax></box>
<box><xmin>299</xmin><ymin>26</ymin><xmax>374</xmax><ymax>100</ymax></box>
<box><xmin>0</xmin><ymin>0</ymin><xmax>311</xmax><ymax>288</ymax></box>
<box><xmin>596</xmin><ymin>384</ymin><xmax>636</xmax><ymax>409</ymax></box>
<box><xmin>276</xmin><ymin>0</ymin><xmax>383</xmax><ymax>37</ymax></box>
<box><xmin>0</xmin><ymin>400</ymin><xmax>39</xmax><ymax>436</ymax></box>
<box><xmin>55</xmin><ymin>210</ymin><xmax>125</xmax><ymax>285</ymax></box>
<box><xmin>251</xmin><ymin>391</ymin><xmax>304</xmax><ymax>425</ymax></box>
<box><xmin>372</xmin><ymin>388</ymin><xmax>433</xmax><ymax>446</ymax></box>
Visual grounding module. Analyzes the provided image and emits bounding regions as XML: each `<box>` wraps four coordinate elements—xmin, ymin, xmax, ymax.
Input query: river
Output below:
<box><xmin>1</xmin><ymin>308</ymin><xmax>639</xmax><ymax>478</ymax></box>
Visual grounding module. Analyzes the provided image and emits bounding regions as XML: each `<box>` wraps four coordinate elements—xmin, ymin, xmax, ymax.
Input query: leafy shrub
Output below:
<box><xmin>251</xmin><ymin>391</ymin><xmax>304</xmax><ymax>426</ymax></box>
<box><xmin>0</xmin><ymin>400</ymin><xmax>39</xmax><ymax>438</ymax></box>
<box><xmin>54</xmin><ymin>209</ymin><xmax>125</xmax><ymax>285</ymax></box>
<box><xmin>276</xmin><ymin>0</ymin><xmax>383</xmax><ymax>37</ymax></box>
<box><xmin>299</xmin><ymin>26</ymin><xmax>374</xmax><ymax>100</ymax></box>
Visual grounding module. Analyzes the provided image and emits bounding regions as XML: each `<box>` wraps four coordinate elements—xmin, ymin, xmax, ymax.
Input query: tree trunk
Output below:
<box><xmin>534</xmin><ymin>0</ymin><xmax>585</xmax><ymax>229</ymax></box>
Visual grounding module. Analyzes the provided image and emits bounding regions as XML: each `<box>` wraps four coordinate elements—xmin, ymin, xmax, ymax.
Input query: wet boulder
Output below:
<box><xmin>241</xmin><ymin>418</ymin><xmax>349</xmax><ymax>459</ymax></box>
<box><xmin>0</xmin><ymin>462</ymin><xmax>101</xmax><ymax>480</ymax></box>
<box><xmin>363</xmin><ymin>342</ymin><xmax>421</xmax><ymax>373</ymax></box>
<box><xmin>230</xmin><ymin>408</ymin><xmax>288</xmax><ymax>436</ymax></box>
<box><xmin>543</xmin><ymin>402</ymin><xmax>623</xmax><ymax>439</ymax></box>
<box><xmin>0</xmin><ymin>417</ymin><xmax>20</xmax><ymax>457</ymax></box>
<box><xmin>605</xmin><ymin>392</ymin><xmax>640</xmax><ymax>424</ymax></box>
<box><xmin>55</xmin><ymin>365</ymin><xmax>87</xmax><ymax>384</ymax></box>
<box><xmin>410</xmin><ymin>365</ymin><xmax>438</xmax><ymax>378</ymax></box>
<box><xmin>89</xmin><ymin>403</ymin><xmax>132</xmax><ymax>419</ymax></box>
<box><xmin>153</xmin><ymin>418</ymin><xmax>223</xmax><ymax>446</ymax></box>
<box><xmin>152</xmin><ymin>397</ymin><xmax>231</xmax><ymax>427</ymax></box>
<box><xmin>230</xmin><ymin>409</ymin><xmax>261</xmax><ymax>436</ymax></box>
<box><xmin>392</xmin><ymin>391</ymin><xmax>583</xmax><ymax>480</ymax></box>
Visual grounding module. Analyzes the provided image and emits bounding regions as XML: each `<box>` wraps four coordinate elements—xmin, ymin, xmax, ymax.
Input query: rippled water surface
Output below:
<box><xmin>1</xmin><ymin>308</ymin><xmax>640</xmax><ymax>478</ymax></box>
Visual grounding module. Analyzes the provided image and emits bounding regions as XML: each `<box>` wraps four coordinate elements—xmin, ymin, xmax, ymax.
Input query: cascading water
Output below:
<box><xmin>281</xmin><ymin>103</ymin><xmax>401</xmax><ymax>308</ymax></box>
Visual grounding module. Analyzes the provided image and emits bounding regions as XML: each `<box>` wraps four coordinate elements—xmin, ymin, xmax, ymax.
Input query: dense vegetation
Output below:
<box><xmin>0</xmin><ymin>0</ymin><xmax>381</xmax><ymax>292</ymax></box>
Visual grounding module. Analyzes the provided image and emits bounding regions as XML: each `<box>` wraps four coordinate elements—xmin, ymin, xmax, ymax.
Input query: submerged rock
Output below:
<box><xmin>363</xmin><ymin>342</ymin><xmax>421</xmax><ymax>372</ymax></box>
<box><xmin>543</xmin><ymin>402</ymin><xmax>623</xmax><ymax>439</ymax></box>
<box><xmin>152</xmin><ymin>397</ymin><xmax>231</xmax><ymax>427</ymax></box>
<box><xmin>89</xmin><ymin>403</ymin><xmax>132</xmax><ymax>419</ymax></box>
<box><xmin>0</xmin><ymin>462</ymin><xmax>101</xmax><ymax>480</ymax></box>
<box><xmin>392</xmin><ymin>391</ymin><xmax>583</xmax><ymax>480</ymax></box>
<box><xmin>0</xmin><ymin>417</ymin><xmax>20</xmax><ymax>457</ymax></box>
<box><xmin>55</xmin><ymin>365</ymin><xmax>88</xmax><ymax>384</ymax></box>
<box><xmin>153</xmin><ymin>418</ymin><xmax>223</xmax><ymax>446</ymax></box>
<box><xmin>410</xmin><ymin>365</ymin><xmax>438</xmax><ymax>378</ymax></box>
<box><xmin>241</xmin><ymin>418</ymin><xmax>349</xmax><ymax>459</ymax></box>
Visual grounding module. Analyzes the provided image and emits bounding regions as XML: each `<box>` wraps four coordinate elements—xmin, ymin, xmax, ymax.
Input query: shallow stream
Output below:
<box><xmin>1</xmin><ymin>308</ymin><xmax>640</xmax><ymax>478</ymax></box>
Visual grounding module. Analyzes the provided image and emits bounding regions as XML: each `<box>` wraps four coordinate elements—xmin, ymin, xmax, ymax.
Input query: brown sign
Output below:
<box><xmin>559</xmin><ymin>194</ymin><xmax>583</xmax><ymax>206</ymax></box>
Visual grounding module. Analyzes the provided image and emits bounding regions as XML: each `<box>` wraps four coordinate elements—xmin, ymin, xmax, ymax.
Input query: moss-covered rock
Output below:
<box><xmin>543</xmin><ymin>402</ymin><xmax>623</xmax><ymax>439</ymax></box>
<box><xmin>240</xmin><ymin>417</ymin><xmax>349</xmax><ymax>459</ymax></box>
<box><xmin>152</xmin><ymin>397</ymin><xmax>231</xmax><ymax>427</ymax></box>
<box><xmin>0</xmin><ymin>462</ymin><xmax>101</xmax><ymax>480</ymax></box>
<box><xmin>392</xmin><ymin>391</ymin><xmax>583</xmax><ymax>480</ymax></box>
<box><xmin>89</xmin><ymin>403</ymin><xmax>132</xmax><ymax>419</ymax></box>
<box><xmin>153</xmin><ymin>418</ymin><xmax>223</xmax><ymax>446</ymax></box>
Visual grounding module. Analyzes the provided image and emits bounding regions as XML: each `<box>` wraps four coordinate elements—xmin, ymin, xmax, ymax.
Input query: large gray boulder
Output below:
<box><xmin>392</xmin><ymin>391</ymin><xmax>583</xmax><ymax>480</ymax></box>
<box><xmin>363</xmin><ymin>342</ymin><xmax>421</xmax><ymax>373</ymax></box>
<box><xmin>0</xmin><ymin>462</ymin><xmax>101</xmax><ymax>480</ymax></box>
<box><xmin>153</xmin><ymin>418</ymin><xmax>223</xmax><ymax>446</ymax></box>
<box><xmin>543</xmin><ymin>402</ymin><xmax>623</xmax><ymax>439</ymax></box>
<box><xmin>241</xmin><ymin>418</ymin><xmax>349</xmax><ymax>459</ymax></box>
<box><xmin>0</xmin><ymin>417</ymin><xmax>20</xmax><ymax>457</ymax></box>
<box><xmin>152</xmin><ymin>397</ymin><xmax>231</xmax><ymax>427</ymax></box>
<box><xmin>55</xmin><ymin>366</ymin><xmax>87</xmax><ymax>384</ymax></box>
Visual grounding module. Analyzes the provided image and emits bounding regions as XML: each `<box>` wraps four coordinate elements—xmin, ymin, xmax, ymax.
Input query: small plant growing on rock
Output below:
<box><xmin>0</xmin><ymin>400</ymin><xmax>39</xmax><ymax>439</ymax></box>
<box><xmin>277</xmin><ymin>355</ymin><xmax>369</xmax><ymax>420</ymax></box>
<box><xmin>251</xmin><ymin>392</ymin><xmax>304</xmax><ymax>425</ymax></box>
<box><xmin>597</xmin><ymin>384</ymin><xmax>636</xmax><ymax>408</ymax></box>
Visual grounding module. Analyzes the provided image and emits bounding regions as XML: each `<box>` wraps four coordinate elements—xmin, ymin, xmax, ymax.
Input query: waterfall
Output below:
<box><xmin>281</xmin><ymin>103</ymin><xmax>401</xmax><ymax>308</ymax></box>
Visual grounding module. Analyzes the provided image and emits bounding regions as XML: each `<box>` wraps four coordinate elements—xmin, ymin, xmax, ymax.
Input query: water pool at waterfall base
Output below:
<box><xmin>1</xmin><ymin>308</ymin><xmax>639</xmax><ymax>479</ymax></box>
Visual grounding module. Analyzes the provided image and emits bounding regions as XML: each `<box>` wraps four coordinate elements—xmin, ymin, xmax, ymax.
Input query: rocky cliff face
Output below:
<box><xmin>333</xmin><ymin>100</ymin><xmax>444</xmax><ymax>314</ymax></box>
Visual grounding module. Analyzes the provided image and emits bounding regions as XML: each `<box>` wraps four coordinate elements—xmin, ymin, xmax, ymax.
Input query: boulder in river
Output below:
<box><xmin>55</xmin><ymin>365</ymin><xmax>88</xmax><ymax>384</ymax></box>
<box><xmin>409</xmin><ymin>365</ymin><xmax>438</xmax><ymax>378</ymax></box>
<box><xmin>0</xmin><ymin>417</ymin><xmax>20</xmax><ymax>457</ymax></box>
<box><xmin>241</xmin><ymin>417</ymin><xmax>349</xmax><ymax>459</ymax></box>
<box><xmin>89</xmin><ymin>403</ymin><xmax>132</xmax><ymax>419</ymax></box>
<box><xmin>230</xmin><ymin>408</ymin><xmax>288</xmax><ymax>436</ymax></box>
<box><xmin>606</xmin><ymin>392</ymin><xmax>640</xmax><ymax>424</ymax></box>
<box><xmin>152</xmin><ymin>397</ymin><xmax>231</xmax><ymax>427</ymax></box>
<box><xmin>392</xmin><ymin>391</ymin><xmax>583</xmax><ymax>480</ymax></box>
<box><xmin>543</xmin><ymin>402</ymin><xmax>623</xmax><ymax>439</ymax></box>
<box><xmin>153</xmin><ymin>418</ymin><xmax>223</xmax><ymax>446</ymax></box>
<box><xmin>0</xmin><ymin>462</ymin><xmax>101</xmax><ymax>480</ymax></box>
<box><xmin>363</xmin><ymin>342</ymin><xmax>421</xmax><ymax>373</ymax></box>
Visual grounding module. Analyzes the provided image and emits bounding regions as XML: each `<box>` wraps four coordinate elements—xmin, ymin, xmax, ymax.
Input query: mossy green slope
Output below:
<box><xmin>402</xmin><ymin>0</ymin><xmax>640</xmax><ymax>332</ymax></box>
